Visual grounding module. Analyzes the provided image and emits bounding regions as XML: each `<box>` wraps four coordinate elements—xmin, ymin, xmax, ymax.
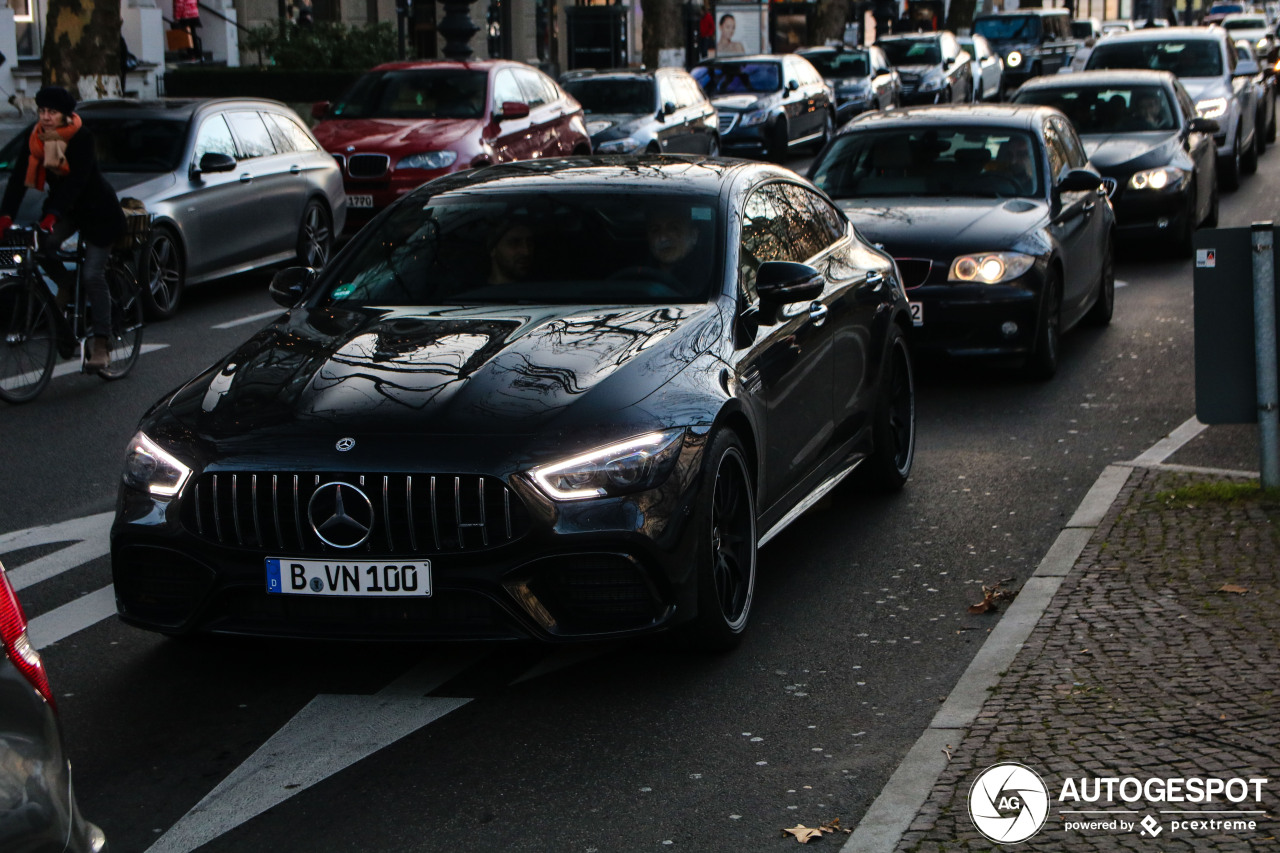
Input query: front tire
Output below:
<box><xmin>297</xmin><ymin>199</ymin><xmax>333</xmax><ymax>270</ymax></box>
<box><xmin>1024</xmin><ymin>269</ymin><xmax>1062</xmax><ymax>381</ymax></box>
<box><xmin>687</xmin><ymin>430</ymin><xmax>756</xmax><ymax>652</ymax></box>
<box><xmin>768</xmin><ymin>119</ymin><xmax>789</xmax><ymax>162</ymax></box>
<box><xmin>1087</xmin><ymin>236</ymin><xmax>1115</xmax><ymax>326</ymax></box>
<box><xmin>1243</xmin><ymin>127</ymin><xmax>1260</xmax><ymax>174</ymax></box>
<box><xmin>140</xmin><ymin>226</ymin><xmax>184</xmax><ymax>321</ymax></box>
<box><xmin>1219</xmin><ymin>133</ymin><xmax>1242</xmax><ymax>191</ymax></box>
<box><xmin>856</xmin><ymin>325</ymin><xmax>916</xmax><ymax>492</ymax></box>
<box><xmin>0</xmin><ymin>278</ymin><xmax>57</xmax><ymax>404</ymax></box>
<box><xmin>814</xmin><ymin>110</ymin><xmax>835</xmax><ymax>153</ymax></box>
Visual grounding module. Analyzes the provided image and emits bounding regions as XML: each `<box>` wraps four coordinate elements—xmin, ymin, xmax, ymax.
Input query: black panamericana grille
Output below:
<box><xmin>346</xmin><ymin>153</ymin><xmax>390</xmax><ymax>179</ymax></box>
<box><xmin>184</xmin><ymin>472</ymin><xmax>530</xmax><ymax>555</ymax></box>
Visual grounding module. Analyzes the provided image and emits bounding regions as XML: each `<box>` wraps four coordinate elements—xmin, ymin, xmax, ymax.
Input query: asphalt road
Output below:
<box><xmin>1</xmin><ymin>143</ymin><xmax>1275</xmax><ymax>853</ymax></box>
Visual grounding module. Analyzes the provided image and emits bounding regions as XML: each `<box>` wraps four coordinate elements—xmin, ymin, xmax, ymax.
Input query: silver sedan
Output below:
<box><xmin>0</xmin><ymin>97</ymin><xmax>347</xmax><ymax>319</ymax></box>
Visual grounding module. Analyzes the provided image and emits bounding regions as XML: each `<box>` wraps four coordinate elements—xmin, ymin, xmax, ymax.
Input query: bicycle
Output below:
<box><xmin>0</xmin><ymin>216</ymin><xmax>147</xmax><ymax>404</ymax></box>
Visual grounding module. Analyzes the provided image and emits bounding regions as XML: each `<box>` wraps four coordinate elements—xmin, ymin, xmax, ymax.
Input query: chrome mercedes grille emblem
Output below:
<box><xmin>307</xmin><ymin>482</ymin><xmax>374</xmax><ymax>549</ymax></box>
<box><xmin>336</xmin><ymin>437</ymin><xmax>356</xmax><ymax>452</ymax></box>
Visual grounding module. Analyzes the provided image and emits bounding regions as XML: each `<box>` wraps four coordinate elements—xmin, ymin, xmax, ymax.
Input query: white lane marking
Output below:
<box><xmin>0</xmin><ymin>511</ymin><xmax>113</xmax><ymax>552</ymax></box>
<box><xmin>211</xmin><ymin>309</ymin><xmax>282</xmax><ymax>330</ymax></box>
<box><xmin>28</xmin><ymin>585</ymin><xmax>116</xmax><ymax>649</ymax></box>
<box><xmin>1128</xmin><ymin>416</ymin><xmax>1208</xmax><ymax>466</ymax></box>
<box><xmin>49</xmin><ymin>343</ymin><xmax>168</xmax><ymax>380</ymax></box>
<box><xmin>509</xmin><ymin>642</ymin><xmax>619</xmax><ymax>685</ymax></box>
<box><xmin>1</xmin><ymin>511</ymin><xmax>113</xmax><ymax>592</ymax></box>
<box><xmin>144</xmin><ymin>655</ymin><xmax>482</xmax><ymax>853</ymax></box>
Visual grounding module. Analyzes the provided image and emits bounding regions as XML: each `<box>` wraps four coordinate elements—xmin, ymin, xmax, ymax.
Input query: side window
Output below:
<box><xmin>491</xmin><ymin>69</ymin><xmax>524</xmax><ymax>112</ymax></box>
<box><xmin>1043</xmin><ymin>122</ymin><xmax>1068</xmax><ymax>181</ymax></box>
<box><xmin>740</xmin><ymin>185</ymin><xmax>792</xmax><ymax>298</ymax></box>
<box><xmin>266</xmin><ymin>113</ymin><xmax>319</xmax><ymax>153</ymax></box>
<box><xmin>658</xmin><ymin>77</ymin><xmax>677</xmax><ymax>109</ymax></box>
<box><xmin>1053</xmin><ymin>118</ymin><xmax>1088</xmax><ymax>168</ymax></box>
<box><xmin>1175</xmin><ymin>85</ymin><xmax>1197</xmax><ymax>124</ymax></box>
<box><xmin>193</xmin><ymin>114</ymin><xmax>237</xmax><ymax>162</ymax></box>
<box><xmin>794</xmin><ymin>185</ymin><xmax>846</xmax><ymax>247</ymax></box>
<box><xmin>677</xmin><ymin>77</ymin><xmax>700</xmax><ymax>108</ymax></box>
<box><xmin>516</xmin><ymin>70</ymin><xmax>550</xmax><ymax>108</ymax></box>
<box><xmin>225</xmin><ymin>111</ymin><xmax>276</xmax><ymax>159</ymax></box>
<box><xmin>1224</xmin><ymin>41</ymin><xmax>1237</xmax><ymax>73</ymax></box>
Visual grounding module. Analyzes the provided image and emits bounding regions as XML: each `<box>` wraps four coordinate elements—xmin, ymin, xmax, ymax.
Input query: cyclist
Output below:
<box><xmin>0</xmin><ymin>86</ymin><xmax>126</xmax><ymax>372</ymax></box>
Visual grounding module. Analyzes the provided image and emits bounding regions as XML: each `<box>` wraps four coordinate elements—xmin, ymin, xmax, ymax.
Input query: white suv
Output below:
<box><xmin>1085</xmin><ymin>26</ymin><xmax>1259</xmax><ymax>188</ymax></box>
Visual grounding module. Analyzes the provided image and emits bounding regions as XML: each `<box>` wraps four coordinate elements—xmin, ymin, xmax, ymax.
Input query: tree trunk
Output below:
<box><xmin>641</xmin><ymin>0</ymin><xmax>685</xmax><ymax>69</ymax></box>
<box><xmin>946</xmin><ymin>0</ymin><xmax>979</xmax><ymax>34</ymax></box>
<box><xmin>43</xmin><ymin>0</ymin><xmax>123</xmax><ymax>100</ymax></box>
<box><xmin>812</xmin><ymin>0</ymin><xmax>849</xmax><ymax>46</ymax></box>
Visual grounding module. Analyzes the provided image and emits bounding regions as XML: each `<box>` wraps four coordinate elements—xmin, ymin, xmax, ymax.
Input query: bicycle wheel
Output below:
<box><xmin>0</xmin><ymin>276</ymin><xmax>57</xmax><ymax>404</ymax></box>
<box><xmin>98</xmin><ymin>265</ymin><xmax>144</xmax><ymax>380</ymax></box>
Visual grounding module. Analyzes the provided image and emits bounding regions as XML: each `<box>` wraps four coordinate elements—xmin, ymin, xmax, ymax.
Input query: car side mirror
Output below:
<box><xmin>497</xmin><ymin>101</ymin><xmax>530</xmax><ymax>121</ymax></box>
<box><xmin>1057</xmin><ymin>168</ymin><xmax>1103</xmax><ymax>192</ymax></box>
<box><xmin>787</xmin><ymin>79</ymin><xmax>800</xmax><ymax>92</ymax></box>
<box><xmin>756</xmin><ymin>261</ymin><xmax>824</xmax><ymax>307</ymax></box>
<box><xmin>663</xmin><ymin>101</ymin><xmax>676</xmax><ymax>116</ymax></box>
<box><xmin>311</xmin><ymin>101</ymin><xmax>331</xmax><ymax>121</ymax></box>
<box><xmin>1190</xmin><ymin>116</ymin><xmax>1221</xmax><ymax>134</ymax></box>
<box><xmin>269</xmin><ymin>266</ymin><xmax>316</xmax><ymax>307</ymax></box>
<box><xmin>192</xmin><ymin>151</ymin><xmax>236</xmax><ymax>180</ymax></box>
<box><xmin>944</xmin><ymin>56</ymin><xmax>954</xmax><ymax>69</ymax></box>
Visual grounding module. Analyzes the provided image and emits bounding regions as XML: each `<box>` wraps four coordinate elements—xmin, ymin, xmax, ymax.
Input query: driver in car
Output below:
<box><xmin>645</xmin><ymin>205</ymin><xmax>705</xmax><ymax>290</ymax></box>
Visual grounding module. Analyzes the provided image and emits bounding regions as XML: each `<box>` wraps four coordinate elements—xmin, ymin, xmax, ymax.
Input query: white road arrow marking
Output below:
<box><xmin>143</xmin><ymin>653</ymin><xmax>483</xmax><ymax>853</ymax></box>
<box><xmin>28</xmin><ymin>585</ymin><xmax>117</xmax><ymax>649</ymax></box>
<box><xmin>0</xmin><ymin>511</ymin><xmax>113</xmax><ymax>591</ymax></box>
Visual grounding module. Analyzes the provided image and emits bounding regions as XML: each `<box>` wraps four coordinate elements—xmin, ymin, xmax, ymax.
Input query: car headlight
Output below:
<box><xmin>529</xmin><ymin>429</ymin><xmax>685</xmax><ymax>501</ymax></box>
<box><xmin>1007</xmin><ymin>51</ymin><xmax>1023</xmax><ymax>67</ymax></box>
<box><xmin>948</xmin><ymin>252</ymin><xmax>1036</xmax><ymax>284</ymax></box>
<box><xmin>740</xmin><ymin>109</ymin><xmax>771</xmax><ymax>127</ymax></box>
<box><xmin>122</xmin><ymin>431</ymin><xmax>192</xmax><ymax>497</ymax></box>
<box><xmin>1127</xmin><ymin>166</ymin><xmax>1187</xmax><ymax>190</ymax></box>
<box><xmin>395</xmin><ymin>150</ymin><xmax>458</xmax><ymax>170</ymax></box>
<box><xmin>597</xmin><ymin>137</ymin><xmax>642</xmax><ymax>154</ymax></box>
<box><xmin>1196</xmin><ymin>97</ymin><xmax>1229</xmax><ymax>119</ymax></box>
<box><xmin>1258</xmin><ymin>38</ymin><xmax>1270</xmax><ymax>52</ymax></box>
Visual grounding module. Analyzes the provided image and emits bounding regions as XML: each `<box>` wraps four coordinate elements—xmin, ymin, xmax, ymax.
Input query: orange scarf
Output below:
<box><xmin>26</xmin><ymin>113</ymin><xmax>82</xmax><ymax>190</ymax></box>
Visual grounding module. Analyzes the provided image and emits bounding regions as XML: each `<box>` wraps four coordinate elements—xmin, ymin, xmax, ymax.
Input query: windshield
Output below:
<box><xmin>1223</xmin><ymin>17</ymin><xmax>1267</xmax><ymax>29</ymax></box>
<box><xmin>974</xmin><ymin>16</ymin><xmax>1042</xmax><ymax>42</ymax></box>
<box><xmin>879</xmin><ymin>39</ymin><xmax>942</xmax><ymax>66</ymax></box>
<box><xmin>319</xmin><ymin>191</ymin><xmax>721</xmax><ymax>306</ymax></box>
<box><xmin>803</xmin><ymin>51</ymin><xmax>870</xmax><ymax>78</ymax></box>
<box><xmin>1015</xmin><ymin>85</ymin><xmax>1178</xmax><ymax>133</ymax></box>
<box><xmin>1071</xmin><ymin>22</ymin><xmax>1096</xmax><ymax>38</ymax></box>
<box><xmin>811</xmin><ymin>127</ymin><xmax>1043</xmax><ymax>199</ymax></box>
<box><xmin>332</xmin><ymin>69</ymin><xmax>489</xmax><ymax>119</ymax></box>
<box><xmin>80</xmin><ymin>116</ymin><xmax>187</xmax><ymax>173</ymax></box>
<box><xmin>562</xmin><ymin>78</ymin><xmax>655</xmax><ymax>115</ymax></box>
<box><xmin>1087</xmin><ymin>39</ymin><xmax>1224</xmax><ymax>76</ymax></box>
<box><xmin>691</xmin><ymin>62</ymin><xmax>782</xmax><ymax>94</ymax></box>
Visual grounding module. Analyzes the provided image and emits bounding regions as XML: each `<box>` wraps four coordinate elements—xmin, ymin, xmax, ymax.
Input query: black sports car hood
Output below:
<box><xmin>167</xmin><ymin>303</ymin><xmax>722</xmax><ymax>440</ymax></box>
<box><xmin>835</xmin><ymin>197</ymin><xmax>1047</xmax><ymax>256</ymax></box>
<box><xmin>1081</xmin><ymin>131</ymin><xmax>1181</xmax><ymax>174</ymax></box>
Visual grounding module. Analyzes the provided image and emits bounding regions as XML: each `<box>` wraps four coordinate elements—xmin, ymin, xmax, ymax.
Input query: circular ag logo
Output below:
<box><xmin>969</xmin><ymin>762</ymin><xmax>1050</xmax><ymax>844</ymax></box>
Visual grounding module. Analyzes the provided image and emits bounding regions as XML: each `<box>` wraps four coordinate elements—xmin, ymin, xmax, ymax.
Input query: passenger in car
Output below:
<box><xmin>488</xmin><ymin>219</ymin><xmax>536</xmax><ymax>284</ymax></box>
<box><xmin>645</xmin><ymin>205</ymin><xmax>707</xmax><ymax>290</ymax></box>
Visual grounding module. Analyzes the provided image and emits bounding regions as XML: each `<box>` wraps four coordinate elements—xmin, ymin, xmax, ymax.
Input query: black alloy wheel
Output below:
<box><xmin>814</xmin><ymin>110</ymin><xmax>835</xmax><ymax>152</ymax></box>
<box><xmin>856</xmin><ymin>324</ymin><xmax>916</xmax><ymax>492</ymax></box>
<box><xmin>707</xmin><ymin>135</ymin><xmax>721</xmax><ymax>157</ymax></box>
<box><xmin>1221</xmin><ymin>134</ymin><xmax>1242</xmax><ymax>190</ymax></box>
<box><xmin>768</xmin><ymin>119</ymin><xmax>790</xmax><ymax>162</ymax></box>
<box><xmin>140</xmin><ymin>225</ymin><xmax>184</xmax><ymax>321</ymax></box>
<box><xmin>1258</xmin><ymin>111</ymin><xmax>1269</xmax><ymax>154</ymax></box>
<box><xmin>1024</xmin><ymin>270</ymin><xmax>1061</xmax><ymax>381</ymax></box>
<box><xmin>1087</xmin><ymin>235</ymin><xmax>1115</xmax><ymax>326</ymax></box>
<box><xmin>1172</xmin><ymin>188</ymin><xmax>1197</xmax><ymax>259</ymax></box>
<box><xmin>297</xmin><ymin>200</ymin><xmax>333</xmax><ymax>270</ymax></box>
<box><xmin>1243</xmin><ymin>127</ymin><xmax>1259</xmax><ymax>174</ymax></box>
<box><xmin>689</xmin><ymin>430</ymin><xmax>756</xmax><ymax>651</ymax></box>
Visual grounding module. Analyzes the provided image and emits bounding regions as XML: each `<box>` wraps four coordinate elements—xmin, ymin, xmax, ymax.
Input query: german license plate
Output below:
<box><xmin>348</xmin><ymin>194</ymin><xmax>374</xmax><ymax>208</ymax></box>
<box><xmin>265</xmin><ymin>558</ymin><xmax>431</xmax><ymax>597</ymax></box>
<box><xmin>909</xmin><ymin>301</ymin><xmax>923</xmax><ymax>326</ymax></box>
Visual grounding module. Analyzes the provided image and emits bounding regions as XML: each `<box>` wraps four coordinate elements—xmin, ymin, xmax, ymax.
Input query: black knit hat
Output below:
<box><xmin>34</xmin><ymin>86</ymin><xmax>76</xmax><ymax>116</ymax></box>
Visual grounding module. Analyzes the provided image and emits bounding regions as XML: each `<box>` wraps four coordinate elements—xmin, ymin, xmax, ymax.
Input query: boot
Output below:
<box><xmin>84</xmin><ymin>335</ymin><xmax>110</xmax><ymax>373</ymax></box>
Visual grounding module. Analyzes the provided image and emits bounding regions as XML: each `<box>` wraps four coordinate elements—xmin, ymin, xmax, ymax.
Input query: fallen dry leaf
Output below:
<box><xmin>821</xmin><ymin>817</ymin><xmax>852</xmax><ymax>835</ymax></box>
<box><xmin>782</xmin><ymin>824</ymin><xmax>829</xmax><ymax>843</ymax></box>
<box><xmin>968</xmin><ymin>580</ymin><xmax>1019</xmax><ymax>614</ymax></box>
<box><xmin>1217</xmin><ymin>583</ymin><xmax>1249</xmax><ymax>594</ymax></box>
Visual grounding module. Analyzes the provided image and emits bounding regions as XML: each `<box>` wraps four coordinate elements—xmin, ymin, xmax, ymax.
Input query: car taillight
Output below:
<box><xmin>0</xmin><ymin>564</ymin><xmax>55</xmax><ymax>707</ymax></box>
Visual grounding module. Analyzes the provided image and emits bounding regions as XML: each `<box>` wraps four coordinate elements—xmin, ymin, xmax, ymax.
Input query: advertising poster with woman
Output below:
<box><xmin>711</xmin><ymin>4</ymin><xmax>768</xmax><ymax>56</ymax></box>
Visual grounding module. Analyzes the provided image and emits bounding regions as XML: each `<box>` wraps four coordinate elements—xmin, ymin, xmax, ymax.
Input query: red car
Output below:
<box><xmin>313</xmin><ymin>59</ymin><xmax>591</xmax><ymax>228</ymax></box>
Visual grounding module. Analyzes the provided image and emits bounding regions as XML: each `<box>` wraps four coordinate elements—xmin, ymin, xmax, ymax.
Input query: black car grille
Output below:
<box><xmin>526</xmin><ymin>554</ymin><xmax>664</xmax><ymax>630</ymax></box>
<box><xmin>894</xmin><ymin>258</ymin><xmax>933</xmax><ymax>289</ymax></box>
<box><xmin>184</xmin><ymin>471</ymin><xmax>530</xmax><ymax>556</ymax></box>
<box><xmin>1100</xmin><ymin>177</ymin><xmax>1118</xmax><ymax>198</ymax></box>
<box><xmin>718</xmin><ymin>113</ymin><xmax>739</xmax><ymax>134</ymax></box>
<box><xmin>113</xmin><ymin>546</ymin><xmax>216</xmax><ymax>627</ymax></box>
<box><xmin>346</xmin><ymin>153</ymin><xmax>390</xmax><ymax>179</ymax></box>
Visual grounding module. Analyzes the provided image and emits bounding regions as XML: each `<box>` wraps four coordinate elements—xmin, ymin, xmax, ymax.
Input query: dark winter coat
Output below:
<box><xmin>1</xmin><ymin>125</ymin><xmax>126</xmax><ymax>248</ymax></box>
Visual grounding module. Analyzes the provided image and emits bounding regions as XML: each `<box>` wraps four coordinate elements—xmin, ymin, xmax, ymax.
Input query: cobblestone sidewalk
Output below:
<box><xmin>896</xmin><ymin>467</ymin><xmax>1279</xmax><ymax>851</ymax></box>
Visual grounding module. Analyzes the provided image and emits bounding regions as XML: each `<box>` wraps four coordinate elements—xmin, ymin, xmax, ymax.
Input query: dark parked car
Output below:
<box><xmin>1013</xmin><ymin>70</ymin><xmax>1219</xmax><ymax>255</ymax></box>
<box><xmin>0</xmin><ymin>98</ymin><xmax>348</xmax><ymax>320</ymax></box>
<box><xmin>312</xmin><ymin>59</ymin><xmax>591</xmax><ymax>227</ymax></box>
<box><xmin>691</xmin><ymin>54</ymin><xmax>836</xmax><ymax>160</ymax></box>
<box><xmin>1234</xmin><ymin>40</ymin><xmax>1278</xmax><ymax>154</ymax></box>
<box><xmin>796</xmin><ymin>45</ymin><xmax>901</xmax><ymax>122</ymax></box>
<box><xmin>808</xmin><ymin>105</ymin><xmax>1115</xmax><ymax>379</ymax></box>
<box><xmin>1</xmin><ymin>563</ymin><xmax>106</xmax><ymax>853</ymax></box>
<box><xmin>560</xmin><ymin>67</ymin><xmax>719</xmax><ymax>155</ymax></box>
<box><xmin>973</xmin><ymin>8</ymin><xmax>1080</xmax><ymax>89</ymax></box>
<box><xmin>111</xmin><ymin>157</ymin><xmax>916</xmax><ymax>650</ymax></box>
<box><xmin>876</xmin><ymin>32</ymin><xmax>973</xmax><ymax>106</ymax></box>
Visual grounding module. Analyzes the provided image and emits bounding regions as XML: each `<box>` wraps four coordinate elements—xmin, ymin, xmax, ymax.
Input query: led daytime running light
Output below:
<box><xmin>123</xmin><ymin>431</ymin><xmax>192</xmax><ymax>497</ymax></box>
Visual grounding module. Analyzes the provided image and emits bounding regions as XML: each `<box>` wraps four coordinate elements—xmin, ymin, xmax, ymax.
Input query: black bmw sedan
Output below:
<box><xmin>808</xmin><ymin>105</ymin><xmax>1114</xmax><ymax>379</ymax></box>
<box><xmin>111</xmin><ymin>158</ymin><xmax>915</xmax><ymax>650</ymax></box>
<box><xmin>1012</xmin><ymin>69</ymin><xmax>1219</xmax><ymax>255</ymax></box>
